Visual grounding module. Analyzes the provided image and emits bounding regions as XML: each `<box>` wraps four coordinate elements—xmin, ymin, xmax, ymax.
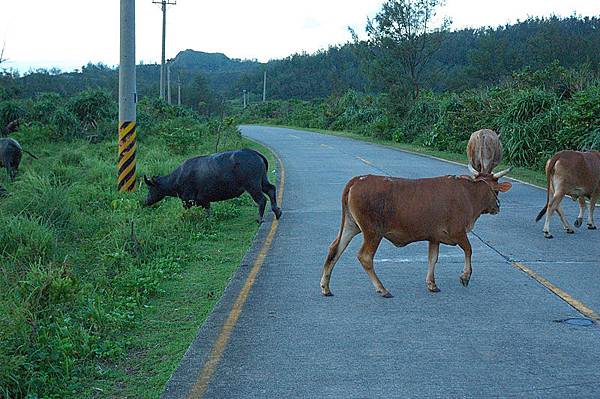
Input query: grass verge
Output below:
<box><xmin>0</xmin><ymin>121</ymin><xmax>279</xmax><ymax>398</ymax></box>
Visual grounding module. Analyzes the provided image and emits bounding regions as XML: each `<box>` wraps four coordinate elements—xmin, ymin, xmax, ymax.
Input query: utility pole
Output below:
<box><xmin>167</xmin><ymin>59</ymin><xmax>172</xmax><ymax>104</ymax></box>
<box><xmin>177</xmin><ymin>73</ymin><xmax>181</xmax><ymax>106</ymax></box>
<box><xmin>263</xmin><ymin>70</ymin><xmax>267</xmax><ymax>102</ymax></box>
<box><xmin>118</xmin><ymin>0</ymin><xmax>137</xmax><ymax>192</ymax></box>
<box><xmin>153</xmin><ymin>0</ymin><xmax>176</xmax><ymax>100</ymax></box>
<box><xmin>243</xmin><ymin>89</ymin><xmax>247</xmax><ymax>108</ymax></box>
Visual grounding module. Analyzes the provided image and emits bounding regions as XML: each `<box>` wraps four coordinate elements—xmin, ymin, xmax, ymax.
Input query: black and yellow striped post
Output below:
<box><xmin>119</xmin><ymin>0</ymin><xmax>136</xmax><ymax>192</ymax></box>
<box><xmin>118</xmin><ymin>121</ymin><xmax>137</xmax><ymax>192</ymax></box>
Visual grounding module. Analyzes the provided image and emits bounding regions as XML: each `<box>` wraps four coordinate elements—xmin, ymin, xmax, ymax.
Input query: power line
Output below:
<box><xmin>152</xmin><ymin>0</ymin><xmax>176</xmax><ymax>100</ymax></box>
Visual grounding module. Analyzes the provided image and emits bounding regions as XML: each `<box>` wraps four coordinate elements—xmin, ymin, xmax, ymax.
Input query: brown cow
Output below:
<box><xmin>535</xmin><ymin>150</ymin><xmax>600</xmax><ymax>238</ymax></box>
<box><xmin>320</xmin><ymin>166</ymin><xmax>512</xmax><ymax>298</ymax></box>
<box><xmin>467</xmin><ymin>129</ymin><xmax>503</xmax><ymax>174</ymax></box>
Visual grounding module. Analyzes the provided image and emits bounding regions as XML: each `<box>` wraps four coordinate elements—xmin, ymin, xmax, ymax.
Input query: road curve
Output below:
<box><xmin>163</xmin><ymin>125</ymin><xmax>600</xmax><ymax>399</ymax></box>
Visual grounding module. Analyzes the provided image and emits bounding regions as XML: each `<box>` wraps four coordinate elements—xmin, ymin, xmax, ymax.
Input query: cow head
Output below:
<box><xmin>143</xmin><ymin>175</ymin><xmax>167</xmax><ymax>206</ymax></box>
<box><xmin>468</xmin><ymin>164</ymin><xmax>513</xmax><ymax>214</ymax></box>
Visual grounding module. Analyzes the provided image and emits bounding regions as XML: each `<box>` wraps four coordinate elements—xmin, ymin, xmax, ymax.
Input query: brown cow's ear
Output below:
<box><xmin>497</xmin><ymin>182</ymin><xmax>512</xmax><ymax>192</ymax></box>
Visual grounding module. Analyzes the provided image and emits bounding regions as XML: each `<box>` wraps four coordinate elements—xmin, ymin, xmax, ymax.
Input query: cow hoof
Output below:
<box><xmin>543</xmin><ymin>232</ymin><xmax>553</xmax><ymax>239</ymax></box>
<box><xmin>378</xmin><ymin>290</ymin><xmax>393</xmax><ymax>298</ymax></box>
<box><xmin>274</xmin><ymin>207</ymin><xmax>282</xmax><ymax>220</ymax></box>
<box><xmin>322</xmin><ymin>291</ymin><xmax>333</xmax><ymax>297</ymax></box>
<box><xmin>574</xmin><ymin>218</ymin><xmax>583</xmax><ymax>228</ymax></box>
<box><xmin>459</xmin><ymin>275</ymin><xmax>470</xmax><ymax>287</ymax></box>
<box><xmin>588</xmin><ymin>225</ymin><xmax>597</xmax><ymax>230</ymax></box>
<box><xmin>427</xmin><ymin>284</ymin><xmax>440</xmax><ymax>293</ymax></box>
<box><xmin>256</xmin><ymin>218</ymin><xmax>264</xmax><ymax>224</ymax></box>
<box><xmin>566</xmin><ymin>229</ymin><xmax>574</xmax><ymax>234</ymax></box>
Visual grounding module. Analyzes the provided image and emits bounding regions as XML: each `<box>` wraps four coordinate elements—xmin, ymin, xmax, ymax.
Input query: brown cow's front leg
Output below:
<box><xmin>357</xmin><ymin>233</ymin><xmax>390</xmax><ymax>298</ymax></box>
<box><xmin>426</xmin><ymin>241</ymin><xmax>440</xmax><ymax>292</ymax></box>
<box><xmin>456</xmin><ymin>234</ymin><xmax>472</xmax><ymax>287</ymax></box>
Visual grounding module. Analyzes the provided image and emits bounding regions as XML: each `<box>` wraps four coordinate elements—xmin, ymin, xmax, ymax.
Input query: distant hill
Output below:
<box><xmin>172</xmin><ymin>50</ymin><xmax>259</xmax><ymax>73</ymax></box>
<box><xmin>3</xmin><ymin>15</ymin><xmax>599</xmax><ymax>104</ymax></box>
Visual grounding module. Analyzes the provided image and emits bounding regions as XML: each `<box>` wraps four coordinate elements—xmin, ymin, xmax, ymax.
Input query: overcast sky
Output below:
<box><xmin>0</xmin><ymin>0</ymin><xmax>598</xmax><ymax>72</ymax></box>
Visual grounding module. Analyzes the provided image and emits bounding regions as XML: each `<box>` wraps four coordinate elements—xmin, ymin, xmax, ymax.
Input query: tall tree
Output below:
<box><xmin>363</xmin><ymin>0</ymin><xmax>450</xmax><ymax>100</ymax></box>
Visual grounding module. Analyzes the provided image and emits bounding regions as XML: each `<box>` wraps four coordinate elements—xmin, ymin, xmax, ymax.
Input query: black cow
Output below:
<box><xmin>0</xmin><ymin>138</ymin><xmax>38</xmax><ymax>181</ymax></box>
<box><xmin>144</xmin><ymin>148</ymin><xmax>282</xmax><ymax>223</ymax></box>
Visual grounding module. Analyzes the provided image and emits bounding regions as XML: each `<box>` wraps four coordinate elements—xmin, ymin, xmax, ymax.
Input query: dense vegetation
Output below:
<box><xmin>0</xmin><ymin>91</ymin><xmax>269</xmax><ymax>397</ymax></box>
<box><xmin>237</xmin><ymin>61</ymin><xmax>600</xmax><ymax>170</ymax></box>
<box><xmin>2</xmin><ymin>16</ymin><xmax>599</xmax><ymax>104</ymax></box>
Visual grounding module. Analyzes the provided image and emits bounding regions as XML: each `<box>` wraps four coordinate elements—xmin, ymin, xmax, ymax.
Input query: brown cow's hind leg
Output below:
<box><xmin>588</xmin><ymin>195</ymin><xmax>598</xmax><ymax>230</ymax></box>
<box><xmin>426</xmin><ymin>241</ymin><xmax>440</xmax><ymax>292</ymax></box>
<box><xmin>357</xmin><ymin>232</ymin><xmax>390</xmax><ymax>297</ymax></box>
<box><xmin>320</xmin><ymin>216</ymin><xmax>360</xmax><ymax>296</ymax></box>
<box><xmin>456</xmin><ymin>234</ymin><xmax>473</xmax><ymax>287</ymax></box>
<box><xmin>575</xmin><ymin>197</ymin><xmax>585</xmax><ymax>228</ymax></box>
<box><xmin>543</xmin><ymin>190</ymin><xmax>567</xmax><ymax>238</ymax></box>
<box><xmin>556</xmin><ymin>205</ymin><xmax>574</xmax><ymax>234</ymax></box>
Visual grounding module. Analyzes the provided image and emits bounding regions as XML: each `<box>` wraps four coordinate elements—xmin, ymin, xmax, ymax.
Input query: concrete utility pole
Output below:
<box><xmin>118</xmin><ymin>0</ymin><xmax>137</xmax><ymax>192</ymax></box>
<box><xmin>243</xmin><ymin>89</ymin><xmax>247</xmax><ymax>108</ymax></box>
<box><xmin>177</xmin><ymin>73</ymin><xmax>181</xmax><ymax>106</ymax></box>
<box><xmin>263</xmin><ymin>70</ymin><xmax>267</xmax><ymax>102</ymax></box>
<box><xmin>167</xmin><ymin>59</ymin><xmax>172</xmax><ymax>104</ymax></box>
<box><xmin>153</xmin><ymin>0</ymin><xmax>176</xmax><ymax>100</ymax></box>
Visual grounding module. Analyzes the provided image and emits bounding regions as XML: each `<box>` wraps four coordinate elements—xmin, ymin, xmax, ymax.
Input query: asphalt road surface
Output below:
<box><xmin>163</xmin><ymin>125</ymin><xmax>600</xmax><ymax>399</ymax></box>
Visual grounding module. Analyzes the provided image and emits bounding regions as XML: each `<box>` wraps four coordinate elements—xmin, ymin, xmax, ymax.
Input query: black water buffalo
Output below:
<box><xmin>144</xmin><ymin>148</ymin><xmax>282</xmax><ymax>223</ymax></box>
<box><xmin>3</xmin><ymin>119</ymin><xmax>20</xmax><ymax>135</ymax></box>
<box><xmin>0</xmin><ymin>137</ymin><xmax>38</xmax><ymax>181</ymax></box>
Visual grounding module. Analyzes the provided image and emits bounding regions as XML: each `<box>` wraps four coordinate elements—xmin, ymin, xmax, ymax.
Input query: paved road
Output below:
<box><xmin>164</xmin><ymin>126</ymin><xmax>600</xmax><ymax>398</ymax></box>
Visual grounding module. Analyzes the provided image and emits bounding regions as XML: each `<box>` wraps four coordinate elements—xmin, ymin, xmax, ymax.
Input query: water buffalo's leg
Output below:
<box><xmin>426</xmin><ymin>241</ymin><xmax>440</xmax><ymax>292</ymax></box>
<box><xmin>589</xmin><ymin>195</ymin><xmax>598</xmax><ymax>230</ymax></box>
<box><xmin>456</xmin><ymin>234</ymin><xmax>472</xmax><ymax>287</ymax></box>
<box><xmin>357</xmin><ymin>232</ymin><xmax>390</xmax><ymax>298</ymax></box>
<box><xmin>248</xmin><ymin>188</ymin><xmax>267</xmax><ymax>224</ymax></box>
<box><xmin>262</xmin><ymin>181</ymin><xmax>282</xmax><ymax>219</ymax></box>
<box><xmin>321</xmin><ymin>214</ymin><xmax>360</xmax><ymax>296</ymax></box>
<box><xmin>7</xmin><ymin>166</ymin><xmax>16</xmax><ymax>182</ymax></box>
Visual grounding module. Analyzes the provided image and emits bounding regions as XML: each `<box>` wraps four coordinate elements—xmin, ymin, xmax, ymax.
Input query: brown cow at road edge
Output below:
<box><xmin>320</xmin><ymin>166</ymin><xmax>512</xmax><ymax>298</ymax></box>
<box><xmin>535</xmin><ymin>150</ymin><xmax>600</xmax><ymax>238</ymax></box>
<box><xmin>467</xmin><ymin>129</ymin><xmax>503</xmax><ymax>174</ymax></box>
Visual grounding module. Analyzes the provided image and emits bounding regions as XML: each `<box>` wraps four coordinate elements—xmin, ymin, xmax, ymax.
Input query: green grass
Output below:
<box><xmin>259</xmin><ymin>123</ymin><xmax>547</xmax><ymax>188</ymax></box>
<box><xmin>0</xmin><ymin>121</ymin><xmax>278</xmax><ymax>398</ymax></box>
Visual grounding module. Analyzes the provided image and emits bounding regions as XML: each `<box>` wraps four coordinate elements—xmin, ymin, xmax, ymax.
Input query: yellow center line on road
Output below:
<box><xmin>512</xmin><ymin>261</ymin><xmax>600</xmax><ymax>323</ymax></box>
<box><xmin>187</xmin><ymin>150</ymin><xmax>286</xmax><ymax>399</ymax></box>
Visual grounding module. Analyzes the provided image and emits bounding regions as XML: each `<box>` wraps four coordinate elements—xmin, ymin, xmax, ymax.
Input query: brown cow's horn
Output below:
<box><xmin>467</xmin><ymin>163</ymin><xmax>479</xmax><ymax>177</ymax></box>
<box><xmin>493</xmin><ymin>167</ymin><xmax>512</xmax><ymax>179</ymax></box>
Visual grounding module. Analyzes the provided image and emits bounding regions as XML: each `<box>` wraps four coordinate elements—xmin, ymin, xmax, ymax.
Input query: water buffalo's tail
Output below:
<box><xmin>23</xmin><ymin>149</ymin><xmax>38</xmax><ymax>160</ymax></box>
<box><xmin>254</xmin><ymin>150</ymin><xmax>268</xmax><ymax>173</ymax></box>
<box><xmin>536</xmin><ymin>155</ymin><xmax>558</xmax><ymax>222</ymax></box>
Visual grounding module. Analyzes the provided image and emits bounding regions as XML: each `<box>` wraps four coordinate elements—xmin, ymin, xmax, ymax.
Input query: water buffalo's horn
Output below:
<box><xmin>143</xmin><ymin>175</ymin><xmax>153</xmax><ymax>186</ymax></box>
<box><xmin>467</xmin><ymin>163</ymin><xmax>479</xmax><ymax>177</ymax></box>
<box><xmin>493</xmin><ymin>167</ymin><xmax>512</xmax><ymax>179</ymax></box>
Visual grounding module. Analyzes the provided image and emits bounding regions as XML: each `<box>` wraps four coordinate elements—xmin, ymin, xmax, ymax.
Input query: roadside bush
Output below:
<box><xmin>69</xmin><ymin>89</ymin><xmax>115</xmax><ymax>127</ymax></box>
<box><xmin>0</xmin><ymin>99</ymin><xmax>26</xmax><ymax>130</ymax></box>
<box><xmin>559</xmin><ymin>83</ymin><xmax>600</xmax><ymax>150</ymax></box>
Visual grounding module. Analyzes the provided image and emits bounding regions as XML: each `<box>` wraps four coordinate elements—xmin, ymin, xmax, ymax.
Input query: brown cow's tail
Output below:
<box><xmin>325</xmin><ymin>180</ymin><xmax>354</xmax><ymax>264</ymax></box>
<box><xmin>535</xmin><ymin>155</ymin><xmax>558</xmax><ymax>222</ymax></box>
